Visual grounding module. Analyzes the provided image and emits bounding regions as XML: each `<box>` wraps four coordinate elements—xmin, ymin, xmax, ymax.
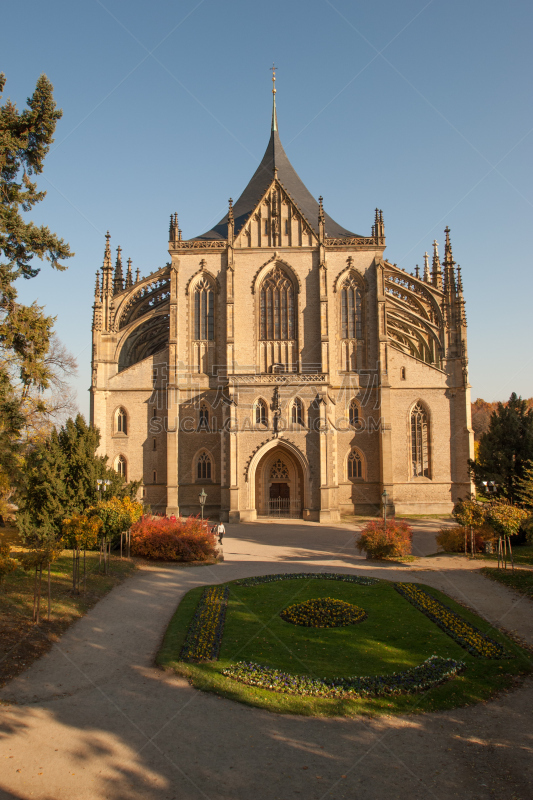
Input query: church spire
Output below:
<box><xmin>270</xmin><ymin>63</ymin><xmax>278</xmax><ymax>132</ymax></box>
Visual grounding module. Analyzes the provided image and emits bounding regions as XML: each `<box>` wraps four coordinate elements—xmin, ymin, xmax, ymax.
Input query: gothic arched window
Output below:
<box><xmin>341</xmin><ymin>276</ymin><xmax>362</xmax><ymax>340</ymax></box>
<box><xmin>255</xmin><ymin>399</ymin><xmax>267</xmax><ymax>426</ymax></box>
<box><xmin>116</xmin><ymin>407</ymin><xmax>127</xmax><ymax>435</ymax></box>
<box><xmin>349</xmin><ymin>399</ymin><xmax>359</xmax><ymax>427</ymax></box>
<box><xmin>116</xmin><ymin>455</ymin><xmax>127</xmax><ymax>479</ymax></box>
<box><xmin>194</xmin><ymin>278</ymin><xmax>214</xmax><ymax>341</ymax></box>
<box><xmin>340</xmin><ymin>273</ymin><xmax>364</xmax><ymax>372</ymax></box>
<box><xmin>260</xmin><ymin>267</ymin><xmax>295</xmax><ymax>342</ymax></box>
<box><xmin>291</xmin><ymin>397</ymin><xmax>303</xmax><ymax>425</ymax></box>
<box><xmin>196</xmin><ymin>451</ymin><xmax>212</xmax><ymax>481</ymax></box>
<box><xmin>347</xmin><ymin>450</ymin><xmax>362</xmax><ymax>480</ymax></box>
<box><xmin>411</xmin><ymin>403</ymin><xmax>430</xmax><ymax>478</ymax></box>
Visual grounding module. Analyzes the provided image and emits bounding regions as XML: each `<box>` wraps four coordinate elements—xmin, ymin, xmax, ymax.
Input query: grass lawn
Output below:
<box><xmin>157</xmin><ymin>576</ymin><xmax>532</xmax><ymax>717</ymax></box>
<box><xmin>0</xmin><ymin>542</ymin><xmax>136</xmax><ymax>688</ymax></box>
<box><xmin>481</xmin><ymin>567</ymin><xmax>533</xmax><ymax>600</ymax></box>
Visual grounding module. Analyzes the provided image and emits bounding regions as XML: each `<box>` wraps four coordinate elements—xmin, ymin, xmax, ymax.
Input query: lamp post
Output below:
<box><xmin>199</xmin><ymin>488</ymin><xmax>207</xmax><ymax>521</ymax></box>
<box><xmin>382</xmin><ymin>489</ymin><xmax>388</xmax><ymax>529</ymax></box>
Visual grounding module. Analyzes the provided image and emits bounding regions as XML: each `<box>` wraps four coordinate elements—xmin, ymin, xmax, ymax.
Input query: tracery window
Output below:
<box><xmin>194</xmin><ymin>278</ymin><xmax>214</xmax><ymax>341</ymax></box>
<box><xmin>291</xmin><ymin>398</ymin><xmax>303</xmax><ymax>425</ymax></box>
<box><xmin>116</xmin><ymin>408</ymin><xmax>127</xmax><ymax>435</ymax></box>
<box><xmin>341</xmin><ymin>276</ymin><xmax>362</xmax><ymax>340</ymax></box>
<box><xmin>347</xmin><ymin>450</ymin><xmax>362</xmax><ymax>480</ymax></box>
<box><xmin>269</xmin><ymin>459</ymin><xmax>289</xmax><ymax>480</ymax></box>
<box><xmin>260</xmin><ymin>267</ymin><xmax>295</xmax><ymax>342</ymax></box>
<box><xmin>116</xmin><ymin>455</ymin><xmax>127</xmax><ymax>479</ymax></box>
<box><xmin>196</xmin><ymin>451</ymin><xmax>212</xmax><ymax>481</ymax></box>
<box><xmin>411</xmin><ymin>403</ymin><xmax>430</xmax><ymax>478</ymax></box>
<box><xmin>349</xmin><ymin>400</ymin><xmax>359</xmax><ymax>427</ymax></box>
<box><xmin>255</xmin><ymin>399</ymin><xmax>267</xmax><ymax>426</ymax></box>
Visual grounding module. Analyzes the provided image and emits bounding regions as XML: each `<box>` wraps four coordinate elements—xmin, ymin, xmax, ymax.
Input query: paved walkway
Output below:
<box><xmin>1</xmin><ymin>522</ymin><xmax>533</xmax><ymax>800</ymax></box>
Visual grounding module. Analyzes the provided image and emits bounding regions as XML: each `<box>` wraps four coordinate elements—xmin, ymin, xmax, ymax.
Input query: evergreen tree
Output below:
<box><xmin>18</xmin><ymin>414</ymin><xmax>139</xmax><ymax>540</ymax></box>
<box><xmin>470</xmin><ymin>393</ymin><xmax>533</xmax><ymax>501</ymax></box>
<box><xmin>0</xmin><ymin>72</ymin><xmax>73</xmax><ymax>485</ymax></box>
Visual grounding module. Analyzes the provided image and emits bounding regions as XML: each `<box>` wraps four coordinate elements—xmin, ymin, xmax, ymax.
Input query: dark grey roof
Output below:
<box><xmin>194</xmin><ymin>118</ymin><xmax>360</xmax><ymax>241</ymax></box>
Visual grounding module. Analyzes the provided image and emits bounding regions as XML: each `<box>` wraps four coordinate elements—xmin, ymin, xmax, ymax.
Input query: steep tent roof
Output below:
<box><xmin>194</xmin><ymin>99</ymin><xmax>360</xmax><ymax>241</ymax></box>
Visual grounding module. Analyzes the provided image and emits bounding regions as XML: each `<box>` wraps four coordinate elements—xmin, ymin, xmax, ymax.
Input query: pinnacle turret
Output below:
<box><xmin>423</xmin><ymin>252</ymin><xmax>430</xmax><ymax>283</ymax></box>
<box><xmin>94</xmin><ymin>270</ymin><xmax>100</xmax><ymax>298</ymax></box>
<box><xmin>432</xmin><ymin>240</ymin><xmax>442</xmax><ymax>290</ymax></box>
<box><xmin>125</xmin><ymin>258</ymin><xmax>133</xmax><ymax>289</ymax></box>
<box><xmin>113</xmin><ymin>246</ymin><xmax>124</xmax><ymax>294</ymax></box>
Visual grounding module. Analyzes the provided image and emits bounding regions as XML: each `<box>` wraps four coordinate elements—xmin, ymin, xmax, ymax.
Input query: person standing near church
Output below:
<box><xmin>216</xmin><ymin>522</ymin><xmax>225</xmax><ymax>544</ymax></box>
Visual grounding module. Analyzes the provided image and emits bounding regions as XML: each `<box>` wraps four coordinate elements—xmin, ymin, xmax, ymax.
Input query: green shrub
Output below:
<box><xmin>356</xmin><ymin>519</ymin><xmax>412</xmax><ymax>560</ymax></box>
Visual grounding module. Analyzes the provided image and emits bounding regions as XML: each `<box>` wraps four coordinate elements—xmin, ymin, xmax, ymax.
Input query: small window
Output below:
<box><xmin>197</xmin><ymin>452</ymin><xmax>212</xmax><ymax>481</ymax></box>
<box><xmin>116</xmin><ymin>408</ymin><xmax>127</xmax><ymax>435</ymax></box>
<box><xmin>264</xmin><ymin>220</ymin><xmax>268</xmax><ymax>235</ymax></box>
<box><xmin>153</xmin><ymin>438</ymin><xmax>157</xmax><ymax>450</ymax></box>
<box><xmin>152</xmin><ymin>407</ymin><xmax>157</xmax><ymax>418</ymax></box>
<box><xmin>152</xmin><ymin>368</ymin><xmax>157</xmax><ymax>386</ymax></box>
<box><xmin>199</xmin><ymin>405</ymin><xmax>209</xmax><ymax>430</ymax></box>
<box><xmin>349</xmin><ymin>400</ymin><xmax>359</xmax><ymax>427</ymax></box>
<box><xmin>291</xmin><ymin>398</ymin><xmax>303</xmax><ymax>425</ymax></box>
<box><xmin>401</xmin><ymin>367</ymin><xmax>406</xmax><ymax>380</ymax></box>
<box><xmin>348</xmin><ymin>451</ymin><xmax>362</xmax><ymax>479</ymax></box>
<box><xmin>153</xmin><ymin>470</ymin><xmax>157</xmax><ymax>483</ymax></box>
<box><xmin>285</xmin><ymin>219</ymin><xmax>289</xmax><ymax>235</ymax></box>
<box><xmin>116</xmin><ymin>455</ymin><xmax>127</xmax><ymax>479</ymax></box>
<box><xmin>255</xmin><ymin>399</ymin><xmax>267</xmax><ymax>426</ymax></box>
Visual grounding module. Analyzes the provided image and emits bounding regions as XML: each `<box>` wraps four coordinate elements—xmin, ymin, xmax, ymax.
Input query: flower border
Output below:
<box><xmin>222</xmin><ymin>655</ymin><xmax>465</xmax><ymax>698</ymax></box>
<box><xmin>235</xmin><ymin>572</ymin><xmax>378</xmax><ymax>587</ymax></box>
<box><xmin>394</xmin><ymin>582</ymin><xmax>507</xmax><ymax>659</ymax></box>
<box><xmin>180</xmin><ymin>585</ymin><xmax>229</xmax><ymax>663</ymax></box>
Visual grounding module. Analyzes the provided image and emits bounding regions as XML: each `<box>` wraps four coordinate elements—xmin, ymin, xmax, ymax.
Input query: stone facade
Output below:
<box><xmin>90</xmin><ymin>99</ymin><xmax>474</xmax><ymax>522</ymax></box>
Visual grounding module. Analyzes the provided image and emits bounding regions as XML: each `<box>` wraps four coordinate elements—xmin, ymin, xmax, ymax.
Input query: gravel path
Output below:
<box><xmin>1</xmin><ymin>521</ymin><xmax>532</xmax><ymax>800</ymax></box>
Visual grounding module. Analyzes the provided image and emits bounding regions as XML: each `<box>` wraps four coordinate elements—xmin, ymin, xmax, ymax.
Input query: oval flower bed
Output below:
<box><xmin>179</xmin><ymin>585</ymin><xmax>229</xmax><ymax>662</ymax></box>
<box><xmin>222</xmin><ymin>655</ymin><xmax>465</xmax><ymax>698</ymax></box>
<box><xmin>395</xmin><ymin>582</ymin><xmax>507</xmax><ymax>659</ymax></box>
<box><xmin>280</xmin><ymin>597</ymin><xmax>366</xmax><ymax>628</ymax></box>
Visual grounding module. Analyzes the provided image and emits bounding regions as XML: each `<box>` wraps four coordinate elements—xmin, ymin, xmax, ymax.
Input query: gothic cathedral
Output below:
<box><xmin>90</xmin><ymin>82</ymin><xmax>474</xmax><ymax>522</ymax></box>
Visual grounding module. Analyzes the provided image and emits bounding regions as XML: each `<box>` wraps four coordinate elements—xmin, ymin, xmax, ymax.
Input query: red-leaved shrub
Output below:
<box><xmin>356</xmin><ymin>519</ymin><xmax>413</xmax><ymax>560</ymax></box>
<box><xmin>130</xmin><ymin>515</ymin><xmax>217</xmax><ymax>561</ymax></box>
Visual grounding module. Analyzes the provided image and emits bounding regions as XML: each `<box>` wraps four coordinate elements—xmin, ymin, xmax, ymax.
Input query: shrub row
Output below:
<box><xmin>394</xmin><ymin>583</ymin><xmax>507</xmax><ymax>659</ymax></box>
<box><xmin>179</xmin><ymin>585</ymin><xmax>229</xmax><ymax>662</ymax></box>
<box><xmin>235</xmin><ymin>572</ymin><xmax>378</xmax><ymax>587</ymax></box>
<box><xmin>280</xmin><ymin>597</ymin><xmax>366</xmax><ymax>628</ymax></box>
<box><xmin>131</xmin><ymin>515</ymin><xmax>217</xmax><ymax>561</ymax></box>
<box><xmin>222</xmin><ymin>655</ymin><xmax>465</xmax><ymax>698</ymax></box>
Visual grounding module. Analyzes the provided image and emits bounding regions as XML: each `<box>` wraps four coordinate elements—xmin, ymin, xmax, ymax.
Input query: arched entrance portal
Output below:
<box><xmin>254</xmin><ymin>446</ymin><xmax>303</xmax><ymax>518</ymax></box>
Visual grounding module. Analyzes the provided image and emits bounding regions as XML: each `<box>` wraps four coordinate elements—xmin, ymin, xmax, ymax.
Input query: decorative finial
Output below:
<box><xmin>228</xmin><ymin>197</ymin><xmax>234</xmax><ymax>221</ymax></box>
<box><xmin>103</xmin><ymin>231</ymin><xmax>112</xmax><ymax>269</ymax></box>
<box><xmin>135</xmin><ymin>267</ymin><xmax>140</xmax><ymax>283</ymax></box>
<box><xmin>415</xmin><ymin>264</ymin><xmax>420</xmax><ymax>279</ymax></box>
<box><xmin>270</xmin><ymin>63</ymin><xmax>278</xmax><ymax>132</ymax></box>
<box><xmin>94</xmin><ymin>270</ymin><xmax>100</xmax><ymax>297</ymax></box>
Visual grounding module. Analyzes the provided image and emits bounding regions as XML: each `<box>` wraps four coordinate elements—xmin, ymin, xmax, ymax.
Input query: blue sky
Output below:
<box><xmin>4</xmin><ymin>0</ymin><xmax>533</xmax><ymax>416</ymax></box>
